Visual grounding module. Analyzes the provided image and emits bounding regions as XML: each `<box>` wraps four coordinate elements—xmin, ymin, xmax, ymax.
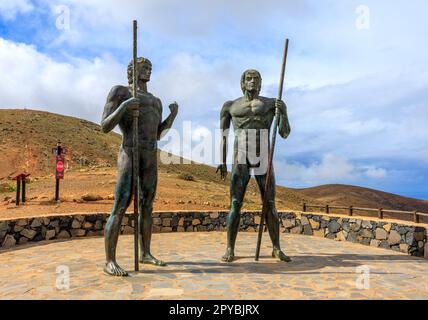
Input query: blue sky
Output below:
<box><xmin>0</xmin><ymin>0</ymin><xmax>427</xmax><ymax>200</ymax></box>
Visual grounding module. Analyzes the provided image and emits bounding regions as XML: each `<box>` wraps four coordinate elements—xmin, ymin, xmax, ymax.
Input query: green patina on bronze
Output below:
<box><xmin>217</xmin><ymin>68</ymin><xmax>292</xmax><ymax>263</ymax></box>
<box><xmin>101</xmin><ymin>58</ymin><xmax>178</xmax><ymax>276</ymax></box>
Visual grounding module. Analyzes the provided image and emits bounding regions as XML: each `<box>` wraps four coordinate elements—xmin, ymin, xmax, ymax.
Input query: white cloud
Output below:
<box><xmin>151</xmin><ymin>52</ymin><xmax>240</xmax><ymax>120</ymax></box>
<box><xmin>284</xmin><ymin>70</ymin><xmax>428</xmax><ymax>163</ymax></box>
<box><xmin>275</xmin><ymin>154</ymin><xmax>390</xmax><ymax>187</ymax></box>
<box><xmin>317</xmin><ymin>154</ymin><xmax>355</xmax><ymax>180</ymax></box>
<box><xmin>275</xmin><ymin>153</ymin><xmax>356</xmax><ymax>186</ymax></box>
<box><xmin>0</xmin><ymin>0</ymin><xmax>33</xmax><ymax>20</ymax></box>
<box><xmin>41</xmin><ymin>0</ymin><xmax>309</xmax><ymax>42</ymax></box>
<box><xmin>364</xmin><ymin>166</ymin><xmax>387</xmax><ymax>179</ymax></box>
<box><xmin>0</xmin><ymin>38</ymin><xmax>124</xmax><ymax>122</ymax></box>
<box><xmin>192</xmin><ymin>126</ymin><xmax>212</xmax><ymax>142</ymax></box>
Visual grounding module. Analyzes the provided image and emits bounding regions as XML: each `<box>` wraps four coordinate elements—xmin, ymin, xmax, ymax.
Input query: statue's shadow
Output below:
<box><xmin>136</xmin><ymin>253</ymin><xmax>425</xmax><ymax>276</ymax></box>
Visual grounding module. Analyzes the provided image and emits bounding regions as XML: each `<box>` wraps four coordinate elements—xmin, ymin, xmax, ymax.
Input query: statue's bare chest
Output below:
<box><xmin>229</xmin><ymin>99</ymin><xmax>274</xmax><ymax>130</ymax></box>
<box><xmin>121</xmin><ymin>92</ymin><xmax>161</xmax><ymax>125</ymax></box>
<box><xmin>230</xmin><ymin>99</ymin><xmax>271</xmax><ymax>118</ymax></box>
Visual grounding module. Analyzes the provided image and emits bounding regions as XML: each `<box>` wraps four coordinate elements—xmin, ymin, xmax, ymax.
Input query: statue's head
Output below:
<box><xmin>240</xmin><ymin>69</ymin><xmax>262</xmax><ymax>95</ymax></box>
<box><xmin>127</xmin><ymin>57</ymin><xmax>152</xmax><ymax>85</ymax></box>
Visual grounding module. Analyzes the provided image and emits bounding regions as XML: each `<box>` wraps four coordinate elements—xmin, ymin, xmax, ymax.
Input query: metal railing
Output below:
<box><xmin>302</xmin><ymin>203</ymin><xmax>428</xmax><ymax>224</ymax></box>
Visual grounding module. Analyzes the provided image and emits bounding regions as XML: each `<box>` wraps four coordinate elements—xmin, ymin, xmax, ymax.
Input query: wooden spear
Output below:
<box><xmin>255</xmin><ymin>38</ymin><xmax>289</xmax><ymax>261</ymax></box>
<box><xmin>132</xmin><ymin>20</ymin><xmax>140</xmax><ymax>272</ymax></box>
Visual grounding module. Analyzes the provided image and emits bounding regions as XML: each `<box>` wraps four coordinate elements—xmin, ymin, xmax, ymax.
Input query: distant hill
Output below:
<box><xmin>297</xmin><ymin>184</ymin><xmax>428</xmax><ymax>213</ymax></box>
<box><xmin>0</xmin><ymin>109</ymin><xmax>427</xmax><ymax>215</ymax></box>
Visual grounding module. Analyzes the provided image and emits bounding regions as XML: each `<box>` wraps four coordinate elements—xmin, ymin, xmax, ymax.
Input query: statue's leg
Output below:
<box><xmin>255</xmin><ymin>171</ymin><xmax>291</xmax><ymax>262</ymax></box>
<box><xmin>222</xmin><ymin>164</ymin><xmax>250</xmax><ymax>262</ymax></box>
<box><xmin>138</xmin><ymin>150</ymin><xmax>166</xmax><ymax>266</ymax></box>
<box><xmin>104</xmin><ymin>147</ymin><xmax>133</xmax><ymax>276</ymax></box>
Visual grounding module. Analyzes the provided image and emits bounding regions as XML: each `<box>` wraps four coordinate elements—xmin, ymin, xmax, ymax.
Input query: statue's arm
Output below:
<box><xmin>219</xmin><ymin>101</ymin><xmax>232</xmax><ymax>165</ymax></box>
<box><xmin>158</xmin><ymin>99</ymin><xmax>178</xmax><ymax>140</ymax></box>
<box><xmin>276</xmin><ymin>99</ymin><xmax>291</xmax><ymax>139</ymax></box>
<box><xmin>216</xmin><ymin>101</ymin><xmax>232</xmax><ymax>180</ymax></box>
<box><xmin>101</xmin><ymin>86</ymin><xmax>129</xmax><ymax>133</ymax></box>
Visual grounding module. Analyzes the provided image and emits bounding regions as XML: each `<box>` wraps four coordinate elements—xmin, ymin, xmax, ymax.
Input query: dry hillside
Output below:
<box><xmin>0</xmin><ymin>109</ymin><xmax>121</xmax><ymax>178</ymax></box>
<box><xmin>0</xmin><ymin>109</ymin><xmax>314</xmax><ymax>218</ymax></box>
<box><xmin>298</xmin><ymin>184</ymin><xmax>428</xmax><ymax>213</ymax></box>
<box><xmin>0</xmin><ymin>109</ymin><xmax>427</xmax><ymax>220</ymax></box>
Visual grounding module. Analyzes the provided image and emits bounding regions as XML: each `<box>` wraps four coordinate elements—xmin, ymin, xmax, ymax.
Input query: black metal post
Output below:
<box><xmin>22</xmin><ymin>177</ymin><xmax>26</xmax><ymax>204</ymax></box>
<box><xmin>55</xmin><ymin>178</ymin><xmax>60</xmax><ymax>202</ymax></box>
<box><xmin>16</xmin><ymin>177</ymin><xmax>21</xmax><ymax>206</ymax></box>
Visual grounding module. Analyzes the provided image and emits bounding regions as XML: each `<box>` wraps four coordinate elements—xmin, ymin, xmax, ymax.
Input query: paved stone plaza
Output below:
<box><xmin>0</xmin><ymin>232</ymin><xmax>427</xmax><ymax>299</ymax></box>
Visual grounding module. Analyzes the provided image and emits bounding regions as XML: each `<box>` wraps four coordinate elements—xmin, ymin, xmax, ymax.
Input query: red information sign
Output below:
<box><xmin>56</xmin><ymin>155</ymin><xmax>65</xmax><ymax>179</ymax></box>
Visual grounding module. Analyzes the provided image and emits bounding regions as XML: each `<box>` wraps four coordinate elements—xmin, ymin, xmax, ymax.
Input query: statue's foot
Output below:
<box><xmin>221</xmin><ymin>249</ymin><xmax>235</xmax><ymax>263</ymax></box>
<box><xmin>272</xmin><ymin>248</ymin><xmax>292</xmax><ymax>262</ymax></box>
<box><xmin>104</xmin><ymin>261</ymin><xmax>129</xmax><ymax>276</ymax></box>
<box><xmin>140</xmin><ymin>253</ymin><xmax>167</xmax><ymax>266</ymax></box>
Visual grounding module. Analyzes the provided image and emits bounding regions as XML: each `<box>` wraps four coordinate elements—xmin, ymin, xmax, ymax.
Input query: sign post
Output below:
<box><xmin>52</xmin><ymin>141</ymin><xmax>66</xmax><ymax>202</ymax></box>
<box><xmin>55</xmin><ymin>154</ymin><xmax>65</xmax><ymax>201</ymax></box>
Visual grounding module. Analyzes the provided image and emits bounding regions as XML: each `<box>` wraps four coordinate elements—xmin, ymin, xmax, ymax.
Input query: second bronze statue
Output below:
<box><xmin>216</xmin><ymin>69</ymin><xmax>292</xmax><ymax>263</ymax></box>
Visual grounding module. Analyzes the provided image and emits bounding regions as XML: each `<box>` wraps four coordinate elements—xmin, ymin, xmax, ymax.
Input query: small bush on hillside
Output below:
<box><xmin>178</xmin><ymin>173</ymin><xmax>195</xmax><ymax>182</ymax></box>
<box><xmin>0</xmin><ymin>183</ymin><xmax>16</xmax><ymax>193</ymax></box>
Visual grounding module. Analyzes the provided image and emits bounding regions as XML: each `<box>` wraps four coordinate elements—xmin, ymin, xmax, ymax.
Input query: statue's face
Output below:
<box><xmin>244</xmin><ymin>71</ymin><xmax>261</xmax><ymax>93</ymax></box>
<box><xmin>138</xmin><ymin>62</ymin><xmax>152</xmax><ymax>82</ymax></box>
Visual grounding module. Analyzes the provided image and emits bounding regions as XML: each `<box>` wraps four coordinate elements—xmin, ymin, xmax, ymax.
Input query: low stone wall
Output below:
<box><xmin>0</xmin><ymin>211</ymin><xmax>427</xmax><ymax>259</ymax></box>
<box><xmin>281</xmin><ymin>212</ymin><xmax>427</xmax><ymax>258</ymax></box>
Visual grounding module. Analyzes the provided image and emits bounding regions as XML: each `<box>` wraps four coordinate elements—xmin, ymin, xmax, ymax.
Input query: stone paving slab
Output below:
<box><xmin>0</xmin><ymin>232</ymin><xmax>427</xmax><ymax>300</ymax></box>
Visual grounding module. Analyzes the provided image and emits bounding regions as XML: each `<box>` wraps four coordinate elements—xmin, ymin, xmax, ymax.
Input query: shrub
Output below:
<box><xmin>177</xmin><ymin>173</ymin><xmax>195</xmax><ymax>182</ymax></box>
<box><xmin>0</xmin><ymin>183</ymin><xmax>16</xmax><ymax>193</ymax></box>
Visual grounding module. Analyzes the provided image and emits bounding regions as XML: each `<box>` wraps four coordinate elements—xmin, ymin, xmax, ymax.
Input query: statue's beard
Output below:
<box><xmin>138</xmin><ymin>75</ymin><xmax>150</xmax><ymax>83</ymax></box>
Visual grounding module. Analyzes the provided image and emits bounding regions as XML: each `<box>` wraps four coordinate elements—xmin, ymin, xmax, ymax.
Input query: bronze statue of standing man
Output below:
<box><xmin>217</xmin><ymin>69</ymin><xmax>291</xmax><ymax>263</ymax></box>
<box><xmin>101</xmin><ymin>57</ymin><xmax>178</xmax><ymax>276</ymax></box>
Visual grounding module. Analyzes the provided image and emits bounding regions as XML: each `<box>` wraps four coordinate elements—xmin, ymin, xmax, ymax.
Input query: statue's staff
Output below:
<box><xmin>132</xmin><ymin>20</ymin><xmax>140</xmax><ymax>272</ymax></box>
<box><xmin>255</xmin><ymin>38</ymin><xmax>289</xmax><ymax>261</ymax></box>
